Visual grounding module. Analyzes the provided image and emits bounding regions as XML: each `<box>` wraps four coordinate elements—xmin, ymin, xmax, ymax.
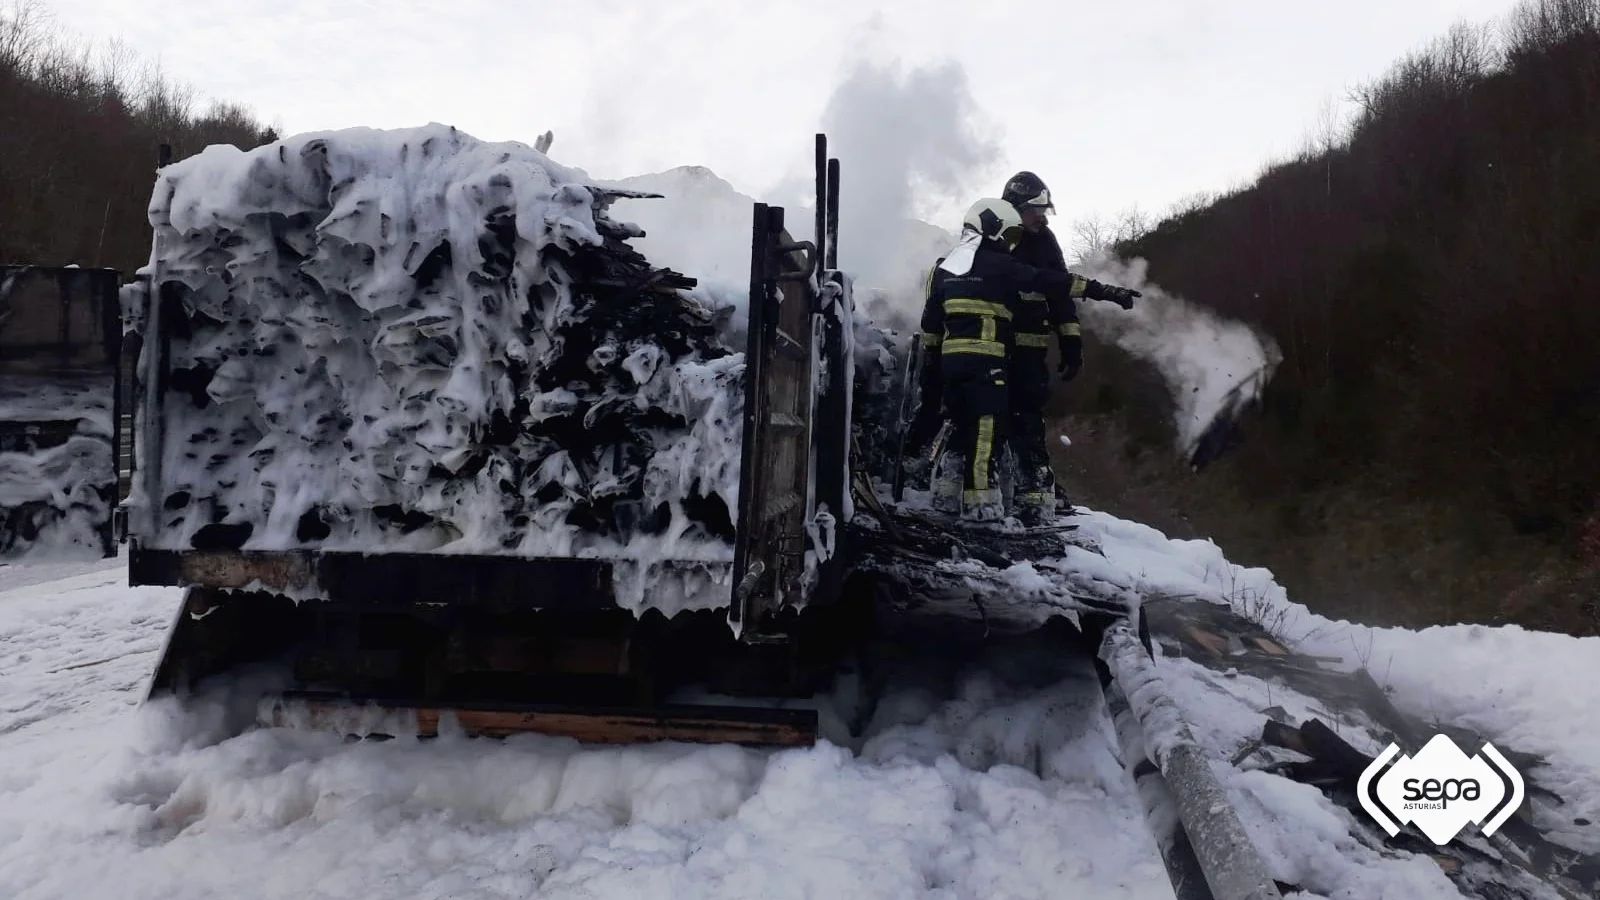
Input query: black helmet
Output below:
<box><xmin>1002</xmin><ymin>171</ymin><xmax>1054</xmax><ymax>213</ymax></box>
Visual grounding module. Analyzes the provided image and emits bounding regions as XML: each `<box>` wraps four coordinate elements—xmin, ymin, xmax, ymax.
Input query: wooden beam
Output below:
<box><xmin>269</xmin><ymin>698</ymin><xmax>818</xmax><ymax>747</ymax></box>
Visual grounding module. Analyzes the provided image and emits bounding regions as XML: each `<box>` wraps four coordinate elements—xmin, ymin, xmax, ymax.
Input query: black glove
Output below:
<box><xmin>1057</xmin><ymin>334</ymin><xmax>1083</xmax><ymax>382</ymax></box>
<box><xmin>1088</xmin><ymin>280</ymin><xmax>1141</xmax><ymax>310</ymax></box>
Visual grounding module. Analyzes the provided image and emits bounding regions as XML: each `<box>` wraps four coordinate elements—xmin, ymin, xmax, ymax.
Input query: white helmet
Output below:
<box><xmin>961</xmin><ymin>198</ymin><xmax>1024</xmax><ymax>249</ymax></box>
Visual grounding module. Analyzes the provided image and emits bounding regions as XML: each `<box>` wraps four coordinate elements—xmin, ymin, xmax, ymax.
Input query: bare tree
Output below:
<box><xmin>0</xmin><ymin>4</ymin><xmax>272</xmax><ymax>268</ymax></box>
<box><xmin>1167</xmin><ymin>191</ymin><xmax>1214</xmax><ymax>221</ymax></box>
<box><xmin>0</xmin><ymin>0</ymin><xmax>49</xmax><ymax>74</ymax></box>
<box><xmin>1070</xmin><ymin>215</ymin><xmax>1112</xmax><ymax>261</ymax></box>
<box><xmin>1114</xmin><ymin>205</ymin><xmax>1150</xmax><ymax>244</ymax></box>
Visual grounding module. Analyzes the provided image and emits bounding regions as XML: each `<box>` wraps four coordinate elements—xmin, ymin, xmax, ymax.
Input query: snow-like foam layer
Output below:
<box><xmin>0</xmin><ymin>570</ymin><xmax>1171</xmax><ymax>900</ymax></box>
<box><xmin>6</xmin><ymin>509</ymin><xmax>1600</xmax><ymax>896</ymax></box>
<box><xmin>137</xmin><ymin>125</ymin><xmax>743</xmax><ymax>614</ymax></box>
<box><xmin>0</xmin><ymin>376</ymin><xmax>114</xmax><ymax>562</ymax></box>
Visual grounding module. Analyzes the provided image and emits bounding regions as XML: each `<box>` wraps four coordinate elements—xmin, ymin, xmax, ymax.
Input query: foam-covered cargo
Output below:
<box><xmin>129</xmin><ymin>125</ymin><xmax>745</xmax><ymax>613</ymax></box>
<box><xmin>0</xmin><ymin>266</ymin><xmax>121</xmax><ymax>562</ymax></box>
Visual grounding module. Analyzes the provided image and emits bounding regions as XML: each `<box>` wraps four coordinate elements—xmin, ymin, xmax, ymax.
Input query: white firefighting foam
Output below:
<box><xmin>137</xmin><ymin>125</ymin><xmax>744</xmax><ymax>614</ymax></box>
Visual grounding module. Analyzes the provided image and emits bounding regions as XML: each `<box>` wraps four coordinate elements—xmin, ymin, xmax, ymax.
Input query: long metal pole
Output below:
<box><xmin>1100</xmin><ymin>619</ymin><xmax>1284</xmax><ymax>900</ymax></box>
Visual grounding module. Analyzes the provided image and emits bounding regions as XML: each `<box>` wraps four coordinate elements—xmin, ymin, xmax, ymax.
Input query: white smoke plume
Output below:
<box><xmin>818</xmin><ymin>59</ymin><xmax>998</xmax><ymax>326</ymax></box>
<box><xmin>1076</xmin><ymin>255</ymin><xmax>1282</xmax><ymax>459</ymax></box>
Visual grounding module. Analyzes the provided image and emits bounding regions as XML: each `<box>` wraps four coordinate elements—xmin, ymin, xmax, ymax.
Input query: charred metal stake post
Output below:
<box><xmin>825</xmin><ymin>157</ymin><xmax>840</xmax><ymax>270</ymax></box>
<box><xmin>812</xmin><ymin>136</ymin><xmax>849</xmax><ymax>575</ymax></box>
<box><xmin>891</xmin><ymin>339</ymin><xmax>923</xmax><ymax>502</ymax></box>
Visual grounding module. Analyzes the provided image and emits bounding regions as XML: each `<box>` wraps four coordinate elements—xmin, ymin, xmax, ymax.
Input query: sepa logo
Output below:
<box><xmin>1358</xmin><ymin>734</ymin><xmax>1525</xmax><ymax>845</ymax></box>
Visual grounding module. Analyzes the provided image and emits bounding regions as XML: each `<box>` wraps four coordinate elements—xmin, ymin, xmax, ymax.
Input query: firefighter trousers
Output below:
<box><xmin>1009</xmin><ymin>346</ymin><xmax>1055</xmax><ymax>512</ymax></box>
<box><xmin>942</xmin><ymin>352</ymin><xmax>1010</xmax><ymax>505</ymax></box>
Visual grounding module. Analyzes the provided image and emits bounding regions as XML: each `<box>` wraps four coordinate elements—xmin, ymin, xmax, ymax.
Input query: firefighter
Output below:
<box><xmin>918</xmin><ymin>198</ymin><xmax>1091</xmax><ymax>522</ymax></box>
<box><xmin>1001</xmin><ymin>171</ymin><xmax>1139</xmax><ymax>524</ymax></box>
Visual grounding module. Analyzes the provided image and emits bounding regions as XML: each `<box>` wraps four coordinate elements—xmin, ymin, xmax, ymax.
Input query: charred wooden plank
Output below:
<box><xmin>1249</xmin><ymin>636</ymin><xmax>1289</xmax><ymax>656</ymax></box>
<box><xmin>270</xmin><ymin>696</ymin><xmax>818</xmax><ymax>747</ymax></box>
<box><xmin>1299</xmin><ymin>718</ymin><xmax>1378</xmax><ymax>779</ymax></box>
<box><xmin>1261</xmin><ymin>719</ymin><xmax>1310</xmax><ymax>754</ymax></box>
<box><xmin>1185</xmin><ymin>625</ymin><xmax>1229</xmax><ymax>657</ymax></box>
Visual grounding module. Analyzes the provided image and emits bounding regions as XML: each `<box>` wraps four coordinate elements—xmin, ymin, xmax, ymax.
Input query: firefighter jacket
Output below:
<box><xmin>918</xmin><ymin>236</ymin><xmax>1082</xmax><ymax>360</ymax></box>
<box><xmin>1010</xmin><ymin>225</ymin><xmax>1085</xmax><ymax>349</ymax></box>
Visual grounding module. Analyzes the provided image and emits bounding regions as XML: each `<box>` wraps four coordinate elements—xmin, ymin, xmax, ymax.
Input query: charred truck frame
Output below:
<box><xmin>108</xmin><ymin>136</ymin><xmax>856</xmax><ymax>745</ymax></box>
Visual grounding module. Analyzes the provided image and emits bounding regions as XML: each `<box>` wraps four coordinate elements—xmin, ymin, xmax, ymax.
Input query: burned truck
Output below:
<box><xmin>6</xmin><ymin>128</ymin><xmax>863</xmax><ymax>743</ymax></box>
<box><xmin>0</xmin><ymin>127</ymin><xmax>1122</xmax><ymax>744</ymax></box>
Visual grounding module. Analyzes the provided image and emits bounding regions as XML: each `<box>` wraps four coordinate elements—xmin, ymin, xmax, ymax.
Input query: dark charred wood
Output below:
<box><xmin>270</xmin><ymin>696</ymin><xmax>817</xmax><ymax>747</ymax></box>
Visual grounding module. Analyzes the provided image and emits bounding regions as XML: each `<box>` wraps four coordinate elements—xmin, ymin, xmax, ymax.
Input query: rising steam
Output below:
<box><xmin>616</xmin><ymin>59</ymin><xmax>1280</xmax><ymax>464</ymax></box>
<box><xmin>818</xmin><ymin>59</ymin><xmax>997</xmax><ymax>325</ymax></box>
<box><xmin>812</xmin><ymin>62</ymin><xmax>1280</xmax><ymax>462</ymax></box>
<box><xmin>1076</xmin><ymin>255</ymin><xmax>1282</xmax><ymax>460</ymax></box>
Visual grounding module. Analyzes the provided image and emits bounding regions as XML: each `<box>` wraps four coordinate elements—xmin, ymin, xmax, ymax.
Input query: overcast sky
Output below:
<box><xmin>43</xmin><ymin>0</ymin><xmax>1523</xmax><ymax>230</ymax></box>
